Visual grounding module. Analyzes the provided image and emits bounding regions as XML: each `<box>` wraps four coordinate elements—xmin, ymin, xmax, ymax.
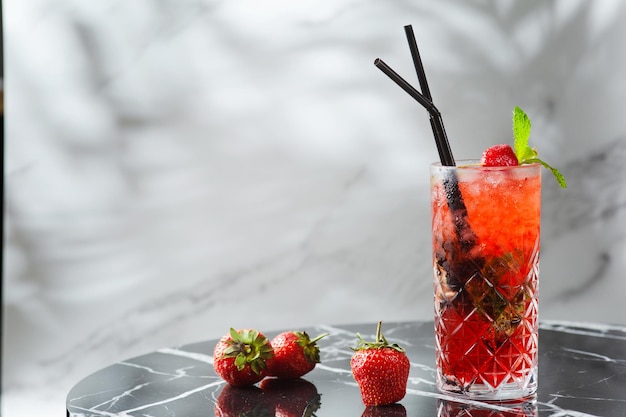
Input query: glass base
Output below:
<box><xmin>437</xmin><ymin>368</ymin><xmax>537</xmax><ymax>401</ymax></box>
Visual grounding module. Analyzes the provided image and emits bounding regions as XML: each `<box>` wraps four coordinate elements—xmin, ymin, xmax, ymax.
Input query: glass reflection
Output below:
<box><xmin>437</xmin><ymin>397</ymin><xmax>537</xmax><ymax>417</ymax></box>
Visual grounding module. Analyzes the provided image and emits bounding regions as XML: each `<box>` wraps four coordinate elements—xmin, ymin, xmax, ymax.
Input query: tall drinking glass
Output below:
<box><xmin>430</xmin><ymin>161</ymin><xmax>541</xmax><ymax>400</ymax></box>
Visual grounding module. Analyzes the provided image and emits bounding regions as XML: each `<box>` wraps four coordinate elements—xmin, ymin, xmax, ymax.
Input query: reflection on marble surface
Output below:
<box><xmin>65</xmin><ymin>321</ymin><xmax>626</xmax><ymax>417</ymax></box>
<box><xmin>4</xmin><ymin>1</ymin><xmax>626</xmax><ymax>416</ymax></box>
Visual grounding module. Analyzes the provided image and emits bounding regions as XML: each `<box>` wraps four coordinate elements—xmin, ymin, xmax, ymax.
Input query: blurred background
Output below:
<box><xmin>3</xmin><ymin>0</ymin><xmax>626</xmax><ymax>415</ymax></box>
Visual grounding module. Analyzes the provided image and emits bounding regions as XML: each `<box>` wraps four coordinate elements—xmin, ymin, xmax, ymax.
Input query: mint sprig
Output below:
<box><xmin>512</xmin><ymin>106</ymin><xmax>567</xmax><ymax>188</ymax></box>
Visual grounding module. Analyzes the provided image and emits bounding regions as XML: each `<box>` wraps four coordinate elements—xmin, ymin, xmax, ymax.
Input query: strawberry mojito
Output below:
<box><xmin>430</xmin><ymin>107</ymin><xmax>565</xmax><ymax>400</ymax></box>
<box><xmin>431</xmin><ymin>161</ymin><xmax>540</xmax><ymax>399</ymax></box>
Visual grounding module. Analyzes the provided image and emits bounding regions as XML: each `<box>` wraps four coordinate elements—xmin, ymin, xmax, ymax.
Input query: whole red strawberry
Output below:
<box><xmin>480</xmin><ymin>144</ymin><xmax>519</xmax><ymax>167</ymax></box>
<box><xmin>350</xmin><ymin>321</ymin><xmax>410</xmax><ymax>406</ymax></box>
<box><xmin>213</xmin><ymin>328</ymin><xmax>274</xmax><ymax>387</ymax></box>
<box><xmin>269</xmin><ymin>331</ymin><xmax>328</xmax><ymax>379</ymax></box>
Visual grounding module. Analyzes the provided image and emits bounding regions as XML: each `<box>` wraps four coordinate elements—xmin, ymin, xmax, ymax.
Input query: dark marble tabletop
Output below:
<box><xmin>66</xmin><ymin>321</ymin><xmax>626</xmax><ymax>417</ymax></box>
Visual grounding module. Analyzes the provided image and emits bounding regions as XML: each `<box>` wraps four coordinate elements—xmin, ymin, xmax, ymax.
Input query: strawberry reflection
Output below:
<box><xmin>214</xmin><ymin>378</ymin><xmax>322</xmax><ymax>417</ymax></box>
<box><xmin>437</xmin><ymin>398</ymin><xmax>538</xmax><ymax>417</ymax></box>
<box><xmin>214</xmin><ymin>385</ymin><xmax>274</xmax><ymax>417</ymax></box>
<box><xmin>260</xmin><ymin>378</ymin><xmax>322</xmax><ymax>417</ymax></box>
<box><xmin>361</xmin><ymin>403</ymin><xmax>407</xmax><ymax>417</ymax></box>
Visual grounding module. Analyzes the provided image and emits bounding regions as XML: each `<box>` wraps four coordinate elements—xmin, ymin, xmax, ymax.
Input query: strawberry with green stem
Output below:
<box><xmin>350</xmin><ymin>321</ymin><xmax>410</xmax><ymax>406</ymax></box>
<box><xmin>213</xmin><ymin>328</ymin><xmax>274</xmax><ymax>387</ymax></box>
<box><xmin>269</xmin><ymin>330</ymin><xmax>328</xmax><ymax>379</ymax></box>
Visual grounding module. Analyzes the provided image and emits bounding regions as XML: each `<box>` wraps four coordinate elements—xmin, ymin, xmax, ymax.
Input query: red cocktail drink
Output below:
<box><xmin>431</xmin><ymin>161</ymin><xmax>541</xmax><ymax>400</ymax></box>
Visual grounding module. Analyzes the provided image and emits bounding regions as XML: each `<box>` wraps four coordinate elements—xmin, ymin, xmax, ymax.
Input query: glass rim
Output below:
<box><xmin>430</xmin><ymin>160</ymin><xmax>542</xmax><ymax>170</ymax></box>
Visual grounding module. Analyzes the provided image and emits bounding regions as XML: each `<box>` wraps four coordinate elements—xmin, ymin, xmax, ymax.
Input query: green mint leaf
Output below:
<box><xmin>512</xmin><ymin>106</ymin><xmax>534</xmax><ymax>162</ymax></box>
<box><xmin>512</xmin><ymin>106</ymin><xmax>567</xmax><ymax>188</ymax></box>
<box><xmin>524</xmin><ymin>158</ymin><xmax>568</xmax><ymax>188</ymax></box>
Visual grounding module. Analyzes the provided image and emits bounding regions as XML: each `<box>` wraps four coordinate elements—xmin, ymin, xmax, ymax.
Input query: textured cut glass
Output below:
<box><xmin>431</xmin><ymin>162</ymin><xmax>541</xmax><ymax>401</ymax></box>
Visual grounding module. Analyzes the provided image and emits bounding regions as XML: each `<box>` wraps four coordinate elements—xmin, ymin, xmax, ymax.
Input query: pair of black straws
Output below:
<box><xmin>374</xmin><ymin>25</ymin><xmax>455</xmax><ymax>167</ymax></box>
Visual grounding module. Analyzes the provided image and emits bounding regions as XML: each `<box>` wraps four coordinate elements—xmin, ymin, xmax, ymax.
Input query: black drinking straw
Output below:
<box><xmin>374</xmin><ymin>27</ymin><xmax>478</xmax><ymax>252</ymax></box>
<box><xmin>373</xmin><ymin>59</ymin><xmax>454</xmax><ymax>167</ymax></box>
<box><xmin>404</xmin><ymin>25</ymin><xmax>455</xmax><ymax>167</ymax></box>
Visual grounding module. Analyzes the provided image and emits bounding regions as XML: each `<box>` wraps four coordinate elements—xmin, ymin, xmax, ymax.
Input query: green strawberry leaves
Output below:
<box><xmin>224</xmin><ymin>328</ymin><xmax>274</xmax><ymax>374</ymax></box>
<box><xmin>295</xmin><ymin>331</ymin><xmax>328</xmax><ymax>364</ymax></box>
<box><xmin>512</xmin><ymin>106</ymin><xmax>567</xmax><ymax>188</ymax></box>
<box><xmin>351</xmin><ymin>321</ymin><xmax>405</xmax><ymax>353</ymax></box>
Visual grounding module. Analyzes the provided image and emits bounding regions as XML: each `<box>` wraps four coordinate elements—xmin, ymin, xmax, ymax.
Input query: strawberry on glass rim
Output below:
<box><xmin>480</xmin><ymin>107</ymin><xmax>567</xmax><ymax>188</ymax></box>
<box><xmin>481</xmin><ymin>144</ymin><xmax>518</xmax><ymax>166</ymax></box>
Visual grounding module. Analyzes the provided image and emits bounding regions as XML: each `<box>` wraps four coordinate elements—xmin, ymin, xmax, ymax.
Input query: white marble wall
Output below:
<box><xmin>3</xmin><ymin>0</ymin><xmax>626</xmax><ymax>415</ymax></box>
